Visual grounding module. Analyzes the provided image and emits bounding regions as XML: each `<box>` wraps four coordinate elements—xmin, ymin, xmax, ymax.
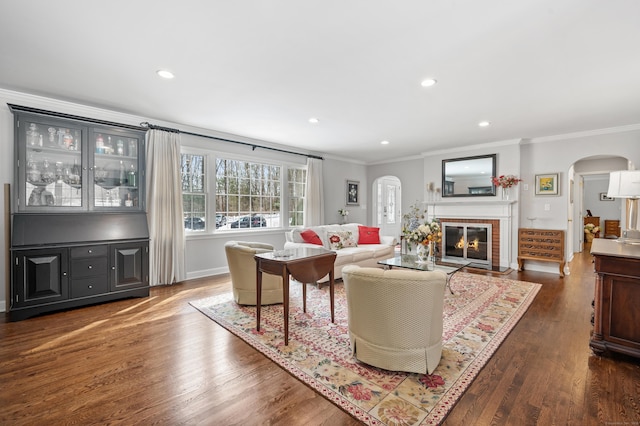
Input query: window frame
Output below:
<box><xmin>181</xmin><ymin>150</ymin><xmax>209</xmax><ymax>234</ymax></box>
<box><xmin>180</xmin><ymin>147</ymin><xmax>307</xmax><ymax>236</ymax></box>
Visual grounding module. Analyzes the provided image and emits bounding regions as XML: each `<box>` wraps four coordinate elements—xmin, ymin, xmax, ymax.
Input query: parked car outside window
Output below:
<box><xmin>185</xmin><ymin>217</ymin><xmax>206</xmax><ymax>230</ymax></box>
<box><xmin>230</xmin><ymin>215</ymin><xmax>267</xmax><ymax>228</ymax></box>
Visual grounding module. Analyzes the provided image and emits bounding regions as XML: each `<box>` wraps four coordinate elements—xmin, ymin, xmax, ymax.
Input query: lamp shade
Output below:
<box><xmin>607</xmin><ymin>171</ymin><xmax>640</xmax><ymax>198</ymax></box>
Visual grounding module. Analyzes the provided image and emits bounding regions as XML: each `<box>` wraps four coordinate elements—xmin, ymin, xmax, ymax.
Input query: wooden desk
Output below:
<box><xmin>590</xmin><ymin>239</ymin><xmax>640</xmax><ymax>359</ymax></box>
<box><xmin>255</xmin><ymin>247</ymin><xmax>337</xmax><ymax>345</ymax></box>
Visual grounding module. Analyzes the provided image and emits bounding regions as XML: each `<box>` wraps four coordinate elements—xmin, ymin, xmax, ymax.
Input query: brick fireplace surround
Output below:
<box><xmin>439</xmin><ymin>219</ymin><xmax>500</xmax><ymax>269</ymax></box>
<box><xmin>427</xmin><ymin>201</ymin><xmax>515</xmax><ymax>269</ymax></box>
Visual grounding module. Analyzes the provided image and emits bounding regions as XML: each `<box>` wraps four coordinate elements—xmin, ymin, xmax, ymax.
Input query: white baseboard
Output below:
<box><xmin>186</xmin><ymin>266</ymin><xmax>229</xmax><ymax>281</ymax></box>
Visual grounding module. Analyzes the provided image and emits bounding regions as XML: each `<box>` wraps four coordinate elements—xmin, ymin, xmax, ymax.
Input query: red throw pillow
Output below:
<box><xmin>300</xmin><ymin>229</ymin><xmax>323</xmax><ymax>245</ymax></box>
<box><xmin>358</xmin><ymin>225</ymin><xmax>380</xmax><ymax>244</ymax></box>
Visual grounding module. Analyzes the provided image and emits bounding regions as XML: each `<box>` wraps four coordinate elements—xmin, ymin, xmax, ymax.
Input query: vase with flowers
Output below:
<box><xmin>584</xmin><ymin>223</ymin><xmax>600</xmax><ymax>243</ymax></box>
<box><xmin>402</xmin><ymin>204</ymin><xmax>442</xmax><ymax>267</ymax></box>
<box><xmin>491</xmin><ymin>174</ymin><xmax>522</xmax><ymax>200</ymax></box>
<box><xmin>338</xmin><ymin>208</ymin><xmax>349</xmax><ymax>224</ymax></box>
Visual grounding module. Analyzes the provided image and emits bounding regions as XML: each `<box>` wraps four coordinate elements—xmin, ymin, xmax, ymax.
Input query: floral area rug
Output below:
<box><xmin>190</xmin><ymin>272</ymin><xmax>541</xmax><ymax>425</ymax></box>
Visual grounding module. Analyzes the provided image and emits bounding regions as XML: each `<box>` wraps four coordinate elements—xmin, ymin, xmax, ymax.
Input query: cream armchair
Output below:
<box><xmin>342</xmin><ymin>265</ymin><xmax>447</xmax><ymax>375</ymax></box>
<box><xmin>224</xmin><ymin>241</ymin><xmax>283</xmax><ymax>305</ymax></box>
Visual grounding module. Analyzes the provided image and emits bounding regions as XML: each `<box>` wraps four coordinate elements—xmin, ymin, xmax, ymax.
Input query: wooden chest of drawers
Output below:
<box><xmin>517</xmin><ymin>228</ymin><xmax>565</xmax><ymax>277</ymax></box>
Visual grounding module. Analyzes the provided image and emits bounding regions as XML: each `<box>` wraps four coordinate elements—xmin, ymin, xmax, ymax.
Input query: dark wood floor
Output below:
<box><xmin>1</xmin><ymin>248</ymin><xmax>639</xmax><ymax>425</ymax></box>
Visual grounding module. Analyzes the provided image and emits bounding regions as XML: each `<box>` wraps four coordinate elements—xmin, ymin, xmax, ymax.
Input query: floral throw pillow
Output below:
<box><xmin>327</xmin><ymin>231</ymin><xmax>357</xmax><ymax>250</ymax></box>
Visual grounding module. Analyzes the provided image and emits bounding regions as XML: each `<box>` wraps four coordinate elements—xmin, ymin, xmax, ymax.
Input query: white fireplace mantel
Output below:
<box><xmin>426</xmin><ymin>201</ymin><xmax>516</xmax><ymax>268</ymax></box>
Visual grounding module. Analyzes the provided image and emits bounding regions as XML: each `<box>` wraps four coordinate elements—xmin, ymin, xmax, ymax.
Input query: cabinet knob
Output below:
<box><xmin>88</xmin><ymin>265</ymin><xmax>92</xmax><ymax>269</ymax></box>
<box><xmin>63</xmin><ymin>272</ymin><xmax>67</xmax><ymax>276</ymax></box>
<box><xmin>111</xmin><ymin>266</ymin><xmax>116</xmax><ymax>270</ymax></box>
<box><xmin>88</xmin><ymin>285</ymin><xmax>93</xmax><ymax>289</ymax></box>
<box><xmin>88</xmin><ymin>249</ymin><xmax>93</xmax><ymax>254</ymax></box>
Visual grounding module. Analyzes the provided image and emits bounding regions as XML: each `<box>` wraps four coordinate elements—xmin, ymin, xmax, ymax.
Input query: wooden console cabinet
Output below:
<box><xmin>590</xmin><ymin>239</ymin><xmax>640</xmax><ymax>359</ymax></box>
<box><xmin>517</xmin><ymin>228</ymin><xmax>565</xmax><ymax>277</ymax></box>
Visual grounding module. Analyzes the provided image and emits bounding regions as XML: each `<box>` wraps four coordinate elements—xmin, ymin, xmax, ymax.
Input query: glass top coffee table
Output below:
<box><xmin>377</xmin><ymin>254</ymin><xmax>469</xmax><ymax>294</ymax></box>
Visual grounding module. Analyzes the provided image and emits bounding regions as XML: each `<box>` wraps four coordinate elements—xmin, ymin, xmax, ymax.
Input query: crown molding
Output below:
<box><xmin>421</xmin><ymin>138</ymin><xmax>522</xmax><ymax>158</ymax></box>
<box><xmin>525</xmin><ymin>123</ymin><xmax>640</xmax><ymax>144</ymax></box>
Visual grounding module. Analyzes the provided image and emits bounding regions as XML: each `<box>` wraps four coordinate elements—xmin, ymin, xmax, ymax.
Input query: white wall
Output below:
<box><xmin>322</xmin><ymin>157</ymin><xmax>368</xmax><ymax>225</ymax></box>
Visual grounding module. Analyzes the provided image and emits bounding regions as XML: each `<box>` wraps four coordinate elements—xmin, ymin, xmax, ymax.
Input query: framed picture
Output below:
<box><xmin>600</xmin><ymin>192</ymin><xmax>615</xmax><ymax>201</ymax></box>
<box><xmin>535</xmin><ymin>173</ymin><xmax>559</xmax><ymax>195</ymax></box>
<box><xmin>346</xmin><ymin>180</ymin><xmax>359</xmax><ymax>206</ymax></box>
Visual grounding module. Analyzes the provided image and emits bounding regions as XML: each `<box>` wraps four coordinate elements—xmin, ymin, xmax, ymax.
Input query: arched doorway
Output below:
<box><xmin>372</xmin><ymin>176</ymin><xmax>401</xmax><ymax>239</ymax></box>
<box><xmin>570</xmin><ymin>155</ymin><xmax>630</xmax><ymax>253</ymax></box>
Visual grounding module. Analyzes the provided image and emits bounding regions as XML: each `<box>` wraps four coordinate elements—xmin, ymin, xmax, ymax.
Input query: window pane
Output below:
<box><xmin>182</xmin><ymin>153</ymin><xmax>206</xmax><ymax>232</ymax></box>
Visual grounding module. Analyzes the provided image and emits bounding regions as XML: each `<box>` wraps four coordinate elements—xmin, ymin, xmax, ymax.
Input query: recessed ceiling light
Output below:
<box><xmin>308</xmin><ymin>117</ymin><xmax>319</xmax><ymax>124</ymax></box>
<box><xmin>478</xmin><ymin>121</ymin><xmax>491</xmax><ymax>127</ymax></box>
<box><xmin>381</xmin><ymin>140</ymin><xmax>390</xmax><ymax>145</ymax></box>
<box><xmin>156</xmin><ymin>69</ymin><xmax>175</xmax><ymax>79</ymax></box>
<box><xmin>420</xmin><ymin>78</ymin><xmax>437</xmax><ymax>87</ymax></box>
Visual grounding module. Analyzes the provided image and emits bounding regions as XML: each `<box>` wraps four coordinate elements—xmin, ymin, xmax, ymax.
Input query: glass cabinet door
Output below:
<box><xmin>19</xmin><ymin>116</ymin><xmax>85</xmax><ymax>210</ymax></box>
<box><xmin>90</xmin><ymin>128</ymin><xmax>142</xmax><ymax>210</ymax></box>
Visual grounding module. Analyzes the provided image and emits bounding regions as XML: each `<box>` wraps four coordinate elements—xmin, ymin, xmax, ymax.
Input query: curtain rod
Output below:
<box><xmin>7</xmin><ymin>104</ymin><xmax>147</xmax><ymax>131</ymax></box>
<box><xmin>140</xmin><ymin>121</ymin><xmax>323</xmax><ymax>160</ymax></box>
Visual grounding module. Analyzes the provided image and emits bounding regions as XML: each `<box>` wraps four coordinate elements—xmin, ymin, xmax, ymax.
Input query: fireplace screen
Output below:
<box><xmin>442</xmin><ymin>223</ymin><xmax>492</xmax><ymax>265</ymax></box>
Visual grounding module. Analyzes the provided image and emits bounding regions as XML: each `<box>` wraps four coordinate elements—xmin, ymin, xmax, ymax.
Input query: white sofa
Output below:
<box><xmin>284</xmin><ymin>223</ymin><xmax>397</xmax><ymax>283</ymax></box>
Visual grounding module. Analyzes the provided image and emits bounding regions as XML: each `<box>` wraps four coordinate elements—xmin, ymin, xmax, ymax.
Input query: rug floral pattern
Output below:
<box><xmin>190</xmin><ymin>272</ymin><xmax>541</xmax><ymax>425</ymax></box>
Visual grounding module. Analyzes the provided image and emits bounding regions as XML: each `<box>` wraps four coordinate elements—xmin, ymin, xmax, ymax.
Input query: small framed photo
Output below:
<box><xmin>346</xmin><ymin>180</ymin><xmax>359</xmax><ymax>206</ymax></box>
<box><xmin>535</xmin><ymin>173</ymin><xmax>559</xmax><ymax>195</ymax></box>
<box><xmin>600</xmin><ymin>192</ymin><xmax>615</xmax><ymax>201</ymax></box>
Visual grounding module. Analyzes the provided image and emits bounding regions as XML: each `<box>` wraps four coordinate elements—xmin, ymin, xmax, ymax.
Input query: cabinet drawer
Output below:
<box><xmin>71</xmin><ymin>245</ymin><xmax>108</xmax><ymax>259</ymax></box>
<box><xmin>71</xmin><ymin>244</ymin><xmax>109</xmax><ymax>259</ymax></box>
<box><xmin>71</xmin><ymin>276</ymin><xmax>109</xmax><ymax>298</ymax></box>
<box><xmin>71</xmin><ymin>257</ymin><xmax>108</xmax><ymax>278</ymax></box>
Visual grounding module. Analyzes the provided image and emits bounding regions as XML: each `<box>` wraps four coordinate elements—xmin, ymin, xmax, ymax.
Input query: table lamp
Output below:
<box><xmin>607</xmin><ymin>170</ymin><xmax>640</xmax><ymax>243</ymax></box>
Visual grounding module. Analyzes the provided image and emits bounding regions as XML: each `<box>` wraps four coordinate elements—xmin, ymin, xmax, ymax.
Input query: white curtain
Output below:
<box><xmin>304</xmin><ymin>158</ymin><xmax>324</xmax><ymax>226</ymax></box>
<box><xmin>145</xmin><ymin>129</ymin><xmax>185</xmax><ymax>285</ymax></box>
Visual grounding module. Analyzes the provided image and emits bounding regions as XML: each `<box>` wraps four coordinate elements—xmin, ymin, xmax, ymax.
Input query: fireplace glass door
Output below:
<box><xmin>443</xmin><ymin>223</ymin><xmax>492</xmax><ymax>265</ymax></box>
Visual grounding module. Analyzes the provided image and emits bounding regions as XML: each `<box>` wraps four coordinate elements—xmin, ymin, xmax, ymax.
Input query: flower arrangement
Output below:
<box><xmin>584</xmin><ymin>223</ymin><xmax>600</xmax><ymax>234</ymax></box>
<box><xmin>338</xmin><ymin>208</ymin><xmax>349</xmax><ymax>217</ymax></box>
<box><xmin>491</xmin><ymin>175</ymin><xmax>522</xmax><ymax>188</ymax></box>
<box><xmin>402</xmin><ymin>203</ymin><xmax>442</xmax><ymax>247</ymax></box>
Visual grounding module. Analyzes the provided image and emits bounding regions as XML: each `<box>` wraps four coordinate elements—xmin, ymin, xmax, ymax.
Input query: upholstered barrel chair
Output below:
<box><xmin>342</xmin><ymin>265</ymin><xmax>447</xmax><ymax>375</ymax></box>
<box><xmin>224</xmin><ymin>241</ymin><xmax>283</xmax><ymax>305</ymax></box>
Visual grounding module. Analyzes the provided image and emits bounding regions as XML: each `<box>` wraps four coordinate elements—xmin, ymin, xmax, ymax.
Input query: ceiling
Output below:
<box><xmin>1</xmin><ymin>0</ymin><xmax>639</xmax><ymax>164</ymax></box>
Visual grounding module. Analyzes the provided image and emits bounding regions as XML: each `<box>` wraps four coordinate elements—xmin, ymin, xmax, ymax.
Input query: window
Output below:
<box><xmin>181</xmin><ymin>151</ymin><xmax>306</xmax><ymax>232</ymax></box>
<box><xmin>288</xmin><ymin>167</ymin><xmax>306</xmax><ymax>226</ymax></box>
<box><xmin>182</xmin><ymin>153</ymin><xmax>206</xmax><ymax>231</ymax></box>
<box><xmin>216</xmin><ymin>158</ymin><xmax>282</xmax><ymax>229</ymax></box>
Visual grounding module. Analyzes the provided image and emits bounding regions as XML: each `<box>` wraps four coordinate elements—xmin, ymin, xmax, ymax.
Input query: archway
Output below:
<box><xmin>570</xmin><ymin>155</ymin><xmax>630</xmax><ymax>253</ymax></box>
